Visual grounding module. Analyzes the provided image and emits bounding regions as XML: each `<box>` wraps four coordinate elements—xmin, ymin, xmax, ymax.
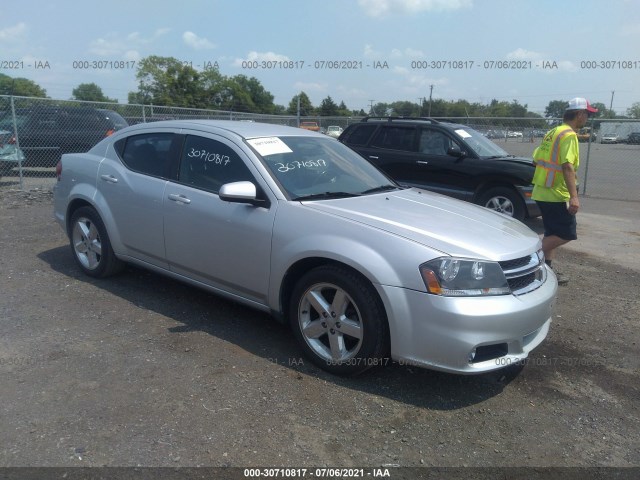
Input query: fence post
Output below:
<box><xmin>9</xmin><ymin>95</ymin><xmax>25</xmax><ymax>190</ymax></box>
<box><xmin>142</xmin><ymin>104</ymin><xmax>146</xmax><ymax>123</ymax></box>
<box><xmin>582</xmin><ymin>119</ymin><xmax>593</xmax><ymax>195</ymax></box>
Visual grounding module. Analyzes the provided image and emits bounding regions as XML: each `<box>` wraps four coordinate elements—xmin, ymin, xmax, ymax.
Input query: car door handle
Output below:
<box><xmin>100</xmin><ymin>174</ymin><xmax>118</xmax><ymax>183</ymax></box>
<box><xmin>416</xmin><ymin>160</ymin><xmax>429</xmax><ymax>165</ymax></box>
<box><xmin>368</xmin><ymin>155</ymin><xmax>379</xmax><ymax>160</ymax></box>
<box><xmin>168</xmin><ymin>193</ymin><xmax>191</xmax><ymax>205</ymax></box>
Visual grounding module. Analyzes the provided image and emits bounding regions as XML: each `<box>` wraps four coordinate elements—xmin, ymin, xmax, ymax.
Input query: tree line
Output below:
<box><xmin>2</xmin><ymin>58</ymin><xmax>640</xmax><ymax>120</ymax></box>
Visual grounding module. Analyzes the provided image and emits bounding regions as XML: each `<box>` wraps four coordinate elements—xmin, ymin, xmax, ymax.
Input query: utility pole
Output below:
<box><xmin>609</xmin><ymin>90</ymin><xmax>615</xmax><ymax>117</ymax></box>
<box><xmin>428</xmin><ymin>84</ymin><xmax>434</xmax><ymax>117</ymax></box>
<box><xmin>368</xmin><ymin>100</ymin><xmax>376</xmax><ymax>116</ymax></box>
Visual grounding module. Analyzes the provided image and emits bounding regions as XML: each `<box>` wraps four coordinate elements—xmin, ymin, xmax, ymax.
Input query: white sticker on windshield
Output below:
<box><xmin>455</xmin><ymin>129</ymin><xmax>472</xmax><ymax>138</ymax></box>
<box><xmin>247</xmin><ymin>137</ymin><xmax>292</xmax><ymax>156</ymax></box>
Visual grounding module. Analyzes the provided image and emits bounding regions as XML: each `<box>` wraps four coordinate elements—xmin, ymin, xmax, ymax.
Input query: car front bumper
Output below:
<box><xmin>378</xmin><ymin>267</ymin><xmax>557</xmax><ymax>374</ymax></box>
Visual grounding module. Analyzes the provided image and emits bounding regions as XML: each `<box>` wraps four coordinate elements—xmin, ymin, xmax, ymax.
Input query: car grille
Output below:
<box><xmin>499</xmin><ymin>252</ymin><xmax>546</xmax><ymax>295</ymax></box>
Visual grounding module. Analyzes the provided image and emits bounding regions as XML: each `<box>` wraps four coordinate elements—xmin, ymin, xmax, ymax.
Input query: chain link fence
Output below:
<box><xmin>1</xmin><ymin>95</ymin><xmax>639</xmax><ymax>202</ymax></box>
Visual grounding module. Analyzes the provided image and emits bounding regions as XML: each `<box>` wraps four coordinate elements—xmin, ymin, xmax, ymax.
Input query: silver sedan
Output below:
<box><xmin>54</xmin><ymin>120</ymin><xmax>557</xmax><ymax>376</ymax></box>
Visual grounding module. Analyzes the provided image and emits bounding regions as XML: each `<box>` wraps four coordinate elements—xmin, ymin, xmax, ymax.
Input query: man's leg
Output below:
<box><xmin>541</xmin><ymin>235</ymin><xmax>571</xmax><ymax>261</ymax></box>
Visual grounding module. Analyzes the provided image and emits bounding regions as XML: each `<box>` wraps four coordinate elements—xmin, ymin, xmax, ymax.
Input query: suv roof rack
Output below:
<box><xmin>361</xmin><ymin>116</ymin><xmax>440</xmax><ymax>124</ymax></box>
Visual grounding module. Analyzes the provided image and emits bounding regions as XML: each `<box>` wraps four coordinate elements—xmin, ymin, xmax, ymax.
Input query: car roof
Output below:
<box><xmin>350</xmin><ymin>117</ymin><xmax>474</xmax><ymax>132</ymax></box>
<box><xmin>119</xmin><ymin>119</ymin><xmax>323</xmax><ymax>140</ymax></box>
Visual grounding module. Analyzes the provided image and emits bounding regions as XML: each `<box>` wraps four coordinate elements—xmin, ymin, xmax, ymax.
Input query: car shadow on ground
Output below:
<box><xmin>39</xmin><ymin>245</ymin><xmax>525</xmax><ymax>411</ymax></box>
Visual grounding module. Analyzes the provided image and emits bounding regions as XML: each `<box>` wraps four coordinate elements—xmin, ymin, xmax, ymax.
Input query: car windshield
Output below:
<box><xmin>453</xmin><ymin>125</ymin><xmax>511</xmax><ymax>158</ymax></box>
<box><xmin>248</xmin><ymin>136</ymin><xmax>397</xmax><ymax>200</ymax></box>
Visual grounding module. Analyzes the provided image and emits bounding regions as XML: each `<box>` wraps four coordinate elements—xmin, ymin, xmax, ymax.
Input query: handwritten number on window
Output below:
<box><xmin>187</xmin><ymin>147</ymin><xmax>231</xmax><ymax>166</ymax></box>
<box><xmin>275</xmin><ymin>159</ymin><xmax>327</xmax><ymax>173</ymax></box>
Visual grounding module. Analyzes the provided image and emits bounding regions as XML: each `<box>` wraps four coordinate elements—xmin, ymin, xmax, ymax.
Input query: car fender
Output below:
<box><xmin>268</xmin><ymin>207</ymin><xmax>440</xmax><ymax>311</ymax></box>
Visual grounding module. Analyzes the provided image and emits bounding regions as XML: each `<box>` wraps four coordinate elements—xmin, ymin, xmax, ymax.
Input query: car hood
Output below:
<box><xmin>493</xmin><ymin>155</ymin><xmax>535</xmax><ymax>166</ymax></box>
<box><xmin>302</xmin><ymin>188</ymin><xmax>540</xmax><ymax>261</ymax></box>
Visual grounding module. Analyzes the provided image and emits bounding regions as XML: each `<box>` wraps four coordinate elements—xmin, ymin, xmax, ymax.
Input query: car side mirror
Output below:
<box><xmin>447</xmin><ymin>146</ymin><xmax>466</xmax><ymax>158</ymax></box>
<box><xmin>219</xmin><ymin>181</ymin><xmax>269</xmax><ymax>207</ymax></box>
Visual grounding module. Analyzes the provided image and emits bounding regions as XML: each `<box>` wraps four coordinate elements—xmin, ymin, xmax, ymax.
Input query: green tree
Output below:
<box><xmin>0</xmin><ymin>73</ymin><xmax>47</xmax><ymax>97</ymax></box>
<box><xmin>627</xmin><ymin>102</ymin><xmax>640</xmax><ymax>119</ymax></box>
<box><xmin>130</xmin><ymin>55</ymin><xmax>201</xmax><ymax>107</ymax></box>
<box><xmin>215</xmin><ymin>78</ymin><xmax>255</xmax><ymax>112</ymax></box>
<box><xmin>230</xmin><ymin>75</ymin><xmax>275</xmax><ymax>114</ymax></box>
<box><xmin>337</xmin><ymin>101</ymin><xmax>350</xmax><ymax>116</ymax></box>
<box><xmin>372</xmin><ymin>102</ymin><xmax>390</xmax><ymax>116</ymax></box>
<box><xmin>72</xmin><ymin>82</ymin><xmax>117</xmax><ymax>102</ymax></box>
<box><xmin>287</xmin><ymin>92</ymin><xmax>314</xmax><ymax>115</ymax></box>
<box><xmin>389</xmin><ymin>101</ymin><xmax>420</xmax><ymax>116</ymax></box>
<box><xmin>544</xmin><ymin>100</ymin><xmax>568</xmax><ymax>119</ymax></box>
<box><xmin>319</xmin><ymin>96</ymin><xmax>339</xmax><ymax>116</ymax></box>
<box><xmin>425</xmin><ymin>99</ymin><xmax>448</xmax><ymax>117</ymax></box>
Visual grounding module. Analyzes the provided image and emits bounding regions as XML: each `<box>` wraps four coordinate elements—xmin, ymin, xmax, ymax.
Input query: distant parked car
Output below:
<box><xmin>485</xmin><ymin>129</ymin><xmax>507</xmax><ymax>139</ymax></box>
<box><xmin>0</xmin><ymin>106</ymin><xmax>129</xmax><ymax>167</ymax></box>
<box><xmin>53</xmin><ymin>120</ymin><xmax>556</xmax><ymax>376</ymax></box>
<box><xmin>0</xmin><ymin>129</ymin><xmax>26</xmax><ymax>176</ymax></box>
<box><xmin>625</xmin><ymin>132</ymin><xmax>640</xmax><ymax>144</ymax></box>
<box><xmin>601</xmin><ymin>133</ymin><xmax>621</xmax><ymax>144</ymax></box>
<box><xmin>299</xmin><ymin>121</ymin><xmax>320</xmax><ymax>132</ymax></box>
<box><xmin>577</xmin><ymin>128</ymin><xmax>596</xmax><ymax>142</ymax></box>
<box><xmin>325</xmin><ymin>125</ymin><xmax>344</xmax><ymax>138</ymax></box>
<box><xmin>507</xmin><ymin>131</ymin><xmax>523</xmax><ymax>138</ymax></box>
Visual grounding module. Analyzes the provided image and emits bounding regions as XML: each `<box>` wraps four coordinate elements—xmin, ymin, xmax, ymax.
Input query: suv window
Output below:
<box><xmin>121</xmin><ymin>133</ymin><xmax>174</xmax><ymax>177</ymax></box>
<box><xmin>419</xmin><ymin>128</ymin><xmax>453</xmax><ymax>155</ymax></box>
<box><xmin>60</xmin><ymin>109</ymin><xmax>105</xmax><ymax>130</ymax></box>
<box><xmin>178</xmin><ymin>135</ymin><xmax>253</xmax><ymax>193</ymax></box>
<box><xmin>342</xmin><ymin>124</ymin><xmax>377</xmax><ymax>146</ymax></box>
<box><xmin>371</xmin><ymin>126</ymin><xmax>416</xmax><ymax>152</ymax></box>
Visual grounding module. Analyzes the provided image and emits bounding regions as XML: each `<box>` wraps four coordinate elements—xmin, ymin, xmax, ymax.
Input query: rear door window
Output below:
<box><xmin>344</xmin><ymin>124</ymin><xmax>377</xmax><ymax>146</ymax></box>
<box><xmin>177</xmin><ymin>135</ymin><xmax>253</xmax><ymax>193</ymax></box>
<box><xmin>371</xmin><ymin>126</ymin><xmax>417</xmax><ymax>152</ymax></box>
<box><xmin>120</xmin><ymin>133</ymin><xmax>175</xmax><ymax>177</ymax></box>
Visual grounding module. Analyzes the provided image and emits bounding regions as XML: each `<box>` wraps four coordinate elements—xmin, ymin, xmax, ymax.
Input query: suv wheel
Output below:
<box><xmin>478</xmin><ymin>187</ymin><xmax>525</xmax><ymax>221</ymax></box>
<box><xmin>289</xmin><ymin>265</ymin><xmax>390</xmax><ymax>376</ymax></box>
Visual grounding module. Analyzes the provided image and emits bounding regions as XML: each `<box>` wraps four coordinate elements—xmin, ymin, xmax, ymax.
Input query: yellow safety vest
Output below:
<box><xmin>532</xmin><ymin>125</ymin><xmax>576</xmax><ymax>188</ymax></box>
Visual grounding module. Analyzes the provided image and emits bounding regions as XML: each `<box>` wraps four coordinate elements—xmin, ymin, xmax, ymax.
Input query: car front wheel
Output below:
<box><xmin>478</xmin><ymin>186</ymin><xmax>525</xmax><ymax>221</ymax></box>
<box><xmin>69</xmin><ymin>206</ymin><xmax>124</xmax><ymax>278</ymax></box>
<box><xmin>289</xmin><ymin>265</ymin><xmax>390</xmax><ymax>376</ymax></box>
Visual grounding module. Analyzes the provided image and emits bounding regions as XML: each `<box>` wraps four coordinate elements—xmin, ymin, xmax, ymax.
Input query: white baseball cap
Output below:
<box><xmin>566</xmin><ymin>97</ymin><xmax>598</xmax><ymax>113</ymax></box>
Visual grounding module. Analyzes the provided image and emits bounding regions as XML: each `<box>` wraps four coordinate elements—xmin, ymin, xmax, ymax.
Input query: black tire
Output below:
<box><xmin>289</xmin><ymin>265</ymin><xmax>390</xmax><ymax>376</ymax></box>
<box><xmin>69</xmin><ymin>206</ymin><xmax>124</xmax><ymax>278</ymax></box>
<box><xmin>477</xmin><ymin>186</ymin><xmax>526</xmax><ymax>221</ymax></box>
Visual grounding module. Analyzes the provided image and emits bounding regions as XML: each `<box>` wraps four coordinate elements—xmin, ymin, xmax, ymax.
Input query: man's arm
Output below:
<box><xmin>562</xmin><ymin>162</ymin><xmax>580</xmax><ymax>214</ymax></box>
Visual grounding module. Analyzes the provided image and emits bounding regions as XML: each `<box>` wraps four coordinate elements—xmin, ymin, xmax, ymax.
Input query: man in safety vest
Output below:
<box><xmin>532</xmin><ymin>97</ymin><xmax>598</xmax><ymax>284</ymax></box>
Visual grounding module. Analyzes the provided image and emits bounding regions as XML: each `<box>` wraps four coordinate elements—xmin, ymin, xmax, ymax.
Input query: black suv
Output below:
<box><xmin>339</xmin><ymin>117</ymin><xmax>539</xmax><ymax>220</ymax></box>
<box><xmin>0</xmin><ymin>106</ymin><xmax>128</xmax><ymax>168</ymax></box>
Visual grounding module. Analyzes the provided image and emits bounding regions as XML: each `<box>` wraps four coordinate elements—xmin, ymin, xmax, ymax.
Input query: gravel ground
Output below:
<box><xmin>0</xmin><ymin>188</ymin><xmax>638</xmax><ymax>472</ymax></box>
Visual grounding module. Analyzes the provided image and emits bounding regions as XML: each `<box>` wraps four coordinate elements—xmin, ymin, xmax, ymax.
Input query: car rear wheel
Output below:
<box><xmin>69</xmin><ymin>206</ymin><xmax>124</xmax><ymax>278</ymax></box>
<box><xmin>478</xmin><ymin>187</ymin><xmax>525</xmax><ymax>221</ymax></box>
<box><xmin>289</xmin><ymin>265</ymin><xmax>390</xmax><ymax>376</ymax></box>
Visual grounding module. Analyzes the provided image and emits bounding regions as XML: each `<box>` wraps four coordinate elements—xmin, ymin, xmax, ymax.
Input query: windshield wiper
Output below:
<box><xmin>293</xmin><ymin>191</ymin><xmax>360</xmax><ymax>201</ymax></box>
<box><xmin>360</xmin><ymin>185</ymin><xmax>401</xmax><ymax>195</ymax></box>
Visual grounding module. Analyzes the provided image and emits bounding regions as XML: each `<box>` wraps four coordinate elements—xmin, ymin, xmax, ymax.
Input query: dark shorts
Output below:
<box><xmin>536</xmin><ymin>201</ymin><xmax>577</xmax><ymax>241</ymax></box>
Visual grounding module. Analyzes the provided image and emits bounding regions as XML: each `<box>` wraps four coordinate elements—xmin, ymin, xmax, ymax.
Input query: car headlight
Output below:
<box><xmin>419</xmin><ymin>257</ymin><xmax>510</xmax><ymax>296</ymax></box>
